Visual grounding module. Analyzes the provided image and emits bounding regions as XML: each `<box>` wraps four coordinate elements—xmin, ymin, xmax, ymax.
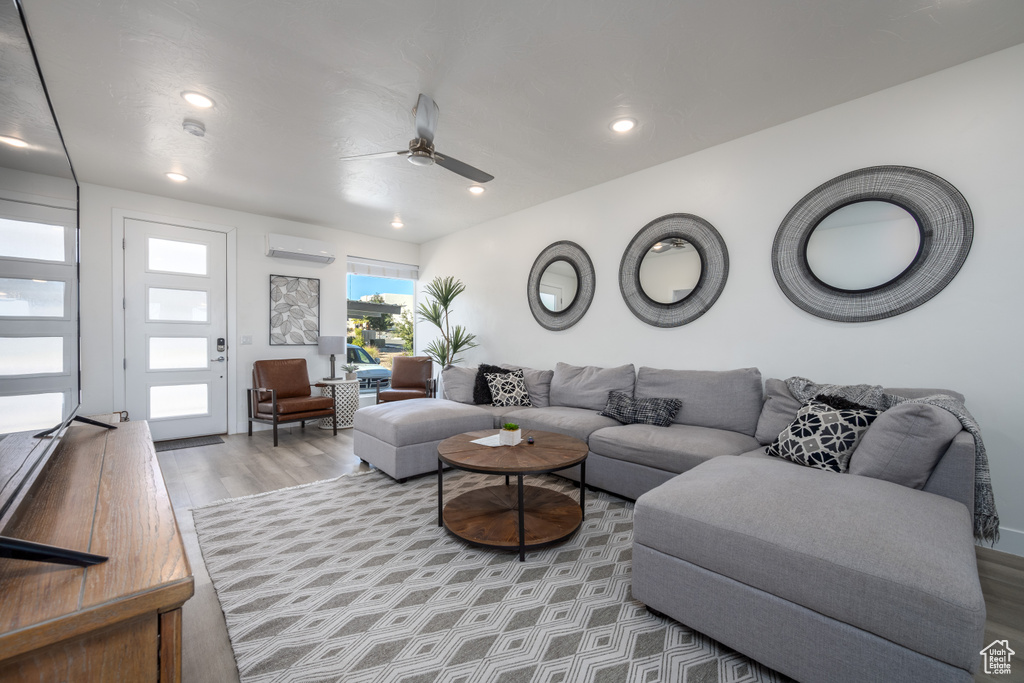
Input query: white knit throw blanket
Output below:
<box><xmin>786</xmin><ymin>377</ymin><xmax>999</xmax><ymax>544</ymax></box>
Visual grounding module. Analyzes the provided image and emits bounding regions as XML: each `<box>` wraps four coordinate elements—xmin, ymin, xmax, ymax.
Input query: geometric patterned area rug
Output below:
<box><xmin>193</xmin><ymin>470</ymin><xmax>790</xmax><ymax>683</ymax></box>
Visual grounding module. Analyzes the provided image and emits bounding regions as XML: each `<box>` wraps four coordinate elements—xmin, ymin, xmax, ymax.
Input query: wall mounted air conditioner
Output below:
<box><xmin>265</xmin><ymin>233</ymin><xmax>336</xmax><ymax>264</ymax></box>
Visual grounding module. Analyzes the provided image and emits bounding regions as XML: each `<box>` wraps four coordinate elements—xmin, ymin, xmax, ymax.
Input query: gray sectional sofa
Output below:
<box><xmin>352</xmin><ymin>361</ymin><xmax>985</xmax><ymax>683</ymax></box>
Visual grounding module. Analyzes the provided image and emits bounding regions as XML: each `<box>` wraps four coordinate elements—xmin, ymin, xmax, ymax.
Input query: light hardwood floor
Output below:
<box><xmin>160</xmin><ymin>428</ymin><xmax>1024</xmax><ymax>683</ymax></box>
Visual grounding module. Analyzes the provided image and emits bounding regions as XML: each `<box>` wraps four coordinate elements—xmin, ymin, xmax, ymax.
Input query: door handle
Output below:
<box><xmin>210</xmin><ymin>356</ymin><xmax>226</xmax><ymax>362</ymax></box>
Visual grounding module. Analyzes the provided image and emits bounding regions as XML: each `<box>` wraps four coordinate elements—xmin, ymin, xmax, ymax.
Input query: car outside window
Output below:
<box><xmin>348</xmin><ymin>346</ymin><xmax>373</xmax><ymax>364</ymax></box>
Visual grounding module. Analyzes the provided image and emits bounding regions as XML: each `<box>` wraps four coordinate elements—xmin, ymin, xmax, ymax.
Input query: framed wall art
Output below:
<box><xmin>270</xmin><ymin>275</ymin><xmax>320</xmax><ymax>345</ymax></box>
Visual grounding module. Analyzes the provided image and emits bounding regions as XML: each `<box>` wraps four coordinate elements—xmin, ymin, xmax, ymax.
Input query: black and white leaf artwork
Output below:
<box><xmin>269</xmin><ymin>275</ymin><xmax>320</xmax><ymax>345</ymax></box>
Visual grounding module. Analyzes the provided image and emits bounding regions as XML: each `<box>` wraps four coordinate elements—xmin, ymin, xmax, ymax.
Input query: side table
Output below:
<box><xmin>319</xmin><ymin>378</ymin><xmax>360</xmax><ymax>429</ymax></box>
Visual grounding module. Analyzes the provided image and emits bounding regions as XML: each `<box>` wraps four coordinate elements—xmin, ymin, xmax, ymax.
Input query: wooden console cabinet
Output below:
<box><xmin>0</xmin><ymin>418</ymin><xmax>194</xmax><ymax>681</ymax></box>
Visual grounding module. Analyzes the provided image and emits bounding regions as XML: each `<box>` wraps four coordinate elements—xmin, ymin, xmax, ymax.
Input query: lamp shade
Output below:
<box><xmin>317</xmin><ymin>336</ymin><xmax>348</xmax><ymax>355</ymax></box>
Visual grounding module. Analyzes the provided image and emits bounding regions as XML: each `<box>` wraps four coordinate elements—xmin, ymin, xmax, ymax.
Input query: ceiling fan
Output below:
<box><xmin>339</xmin><ymin>94</ymin><xmax>494</xmax><ymax>184</ymax></box>
<box><xmin>650</xmin><ymin>238</ymin><xmax>691</xmax><ymax>253</ymax></box>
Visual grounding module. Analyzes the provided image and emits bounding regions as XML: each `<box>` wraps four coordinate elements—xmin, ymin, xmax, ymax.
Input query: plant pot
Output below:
<box><xmin>499</xmin><ymin>429</ymin><xmax>521</xmax><ymax>446</ymax></box>
<box><xmin>345</xmin><ymin>372</ymin><xmax>358</xmax><ymax>381</ymax></box>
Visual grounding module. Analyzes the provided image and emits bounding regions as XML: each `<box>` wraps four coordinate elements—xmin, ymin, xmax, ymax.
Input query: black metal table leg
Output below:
<box><xmin>505</xmin><ymin>474</ymin><xmax>510</xmax><ymax>487</ymax></box>
<box><xmin>437</xmin><ymin>459</ymin><xmax>444</xmax><ymax>527</ymax></box>
<box><xmin>517</xmin><ymin>474</ymin><xmax>525</xmax><ymax>562</ymax></box>
<box><xmin>580</xmin><ymin>460</ymin><xmax>586</xmax><ymax>513</ymax></box>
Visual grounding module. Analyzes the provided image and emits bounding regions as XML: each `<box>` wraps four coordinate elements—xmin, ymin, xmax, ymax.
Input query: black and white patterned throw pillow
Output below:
<box><xmin>486</xmin><ymin>369</ymin><xmax>532</xmax><ymax>408</ymax></box>
<box><xmin>474</xmin><ymin>363</ymin><xmax>512</xmax><ymax>404</ymax></box>
<box><xmin>765</xmin><ymin>394</ymin><xmax>880</xmax><ymax>473</ymax></box>
<box><xmin>600</xmin><ymin>390</ymin><xmax>682</xmax><ymax>427</ymax></box>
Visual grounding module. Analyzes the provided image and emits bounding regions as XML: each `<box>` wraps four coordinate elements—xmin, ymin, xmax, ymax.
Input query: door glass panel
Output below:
<box><xmin>150</xmin><ymin>384</ymin><xmax>208</xmax><ymax>419</ymax></box>
<box><xmin>148</xmin><ymin>237</ymin><xmax>207</xmax><ymax>275</ymax></box>
<box><xmin>0</xmin><ymin>392</ymin><xmax>64</xmax><ymax>434</ymax></box>
<box><xmin>148</xmin><ymin>287</ymin><xmax>208</xmax><ymax>322</ymax></box>
<box><xmin>149</xmin><ymin>337</ymin><xmax>207</xmax><ymax>370</ymax></box>
<box><xmin>0</xmin><ymin>218</ymin><xmax>65</xmax><ymax>262</ymax></box>
<box><xmin>0</xmin><ymin>277</ymin><xmax>65</xmax><ymax>317</ymax></box>
<box><xmin>0</xmin><ymin>337</ymin><xmax>63</xmax><ymax>375</ymax></box>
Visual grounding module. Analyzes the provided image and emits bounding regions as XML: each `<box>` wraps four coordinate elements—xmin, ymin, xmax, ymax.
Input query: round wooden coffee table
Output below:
<box><xmin>437</xmin><ymin>429</ymin><xmax>588</xmax><ymax>562</ymax></box>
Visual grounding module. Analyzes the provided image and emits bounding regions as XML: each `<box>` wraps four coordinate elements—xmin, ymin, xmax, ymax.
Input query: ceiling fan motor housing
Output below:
<box><xmin>407</xmin><ymin>138</ymin><xmax>435</xmax><ymax>166</ymax></box>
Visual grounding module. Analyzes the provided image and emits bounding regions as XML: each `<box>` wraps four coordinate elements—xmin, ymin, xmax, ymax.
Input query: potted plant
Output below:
<box><xmin>418</xmin><ymin>276</ymin><xmax>478</xmax><ymax>367</ymax></box>
<box><xmin>341</xmin><ymin>364</ymin><xmax>359</xmax><ymax>381</ymax></box>
<box><xmin>500</xmin><ymin>422</ymin><xmax>521</xmax><ymax>446</ymax></box>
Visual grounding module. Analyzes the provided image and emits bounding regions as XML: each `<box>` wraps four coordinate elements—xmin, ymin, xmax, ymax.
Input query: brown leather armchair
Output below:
<box><xmin>247</xmin><ymin>358</ymin><xmax>336</xmax><ymax>446</ymax></box>
<box><xmin>376</xmin><ymin>356</ymin><xmax>436</xmax><ymax>404</ymax></box>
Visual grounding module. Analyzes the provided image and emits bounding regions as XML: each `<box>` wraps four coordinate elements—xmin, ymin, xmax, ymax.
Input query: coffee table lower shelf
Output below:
<box><xmin>442</xmin><ymin>484</ymin><xmax>583</xmax><ymax>560</ymax></box>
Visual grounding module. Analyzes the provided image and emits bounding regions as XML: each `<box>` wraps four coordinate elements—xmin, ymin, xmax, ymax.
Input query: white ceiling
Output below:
<box><xmin>19</xmin><ymin>0</ymin><xmax>1024</xmax><ymax>244</ymax></box>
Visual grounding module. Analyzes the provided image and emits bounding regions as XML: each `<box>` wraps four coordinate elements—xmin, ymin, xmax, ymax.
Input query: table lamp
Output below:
<box><xmin>317</xmin><ymin>336</ymin><xmax>348</xmax><ymax>379</ymax></box>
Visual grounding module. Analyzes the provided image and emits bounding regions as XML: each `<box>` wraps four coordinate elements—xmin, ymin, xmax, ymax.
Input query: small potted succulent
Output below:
<box><xmin>500</xmin><ymin>422</ymin><xmax>522</xmax><ymax>446</ymax></box>
<box><xmin>342</xmin><ymin>364</ymin><xmax>359</xmax><ymax>381</ymax></box>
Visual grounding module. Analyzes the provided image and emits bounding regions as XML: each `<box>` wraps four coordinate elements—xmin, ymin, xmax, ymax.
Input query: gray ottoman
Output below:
<box><xmin>353</xmin><ymin>398</ymin><xmax>493</xmax><ymax>481</ymax></box>
<box><xmin>633</xmin><ymin>456</ymin><xmax>985</xmax><ymax>683</ymax></box>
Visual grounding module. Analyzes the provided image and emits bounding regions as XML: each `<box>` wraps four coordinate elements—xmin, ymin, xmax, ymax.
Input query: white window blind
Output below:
<box><xmin>347</xmin><ymin>256</ymin><xmax>419</xmax><ymax>280</ymax></box>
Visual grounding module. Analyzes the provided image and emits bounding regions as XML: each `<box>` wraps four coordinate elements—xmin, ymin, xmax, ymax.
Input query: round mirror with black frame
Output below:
<box><xmin>527</xmin><ymin>241</ymin><xmax>595</xmax><ymax>331</ymax></box>
<box><xmin>619</xmin><ymin>213</ymin><xmax>729</xmax><ymax>327</ymax></box>
<box><xmin>772</xmin><ymin>166</ymin><xmax>972</xmax><ymax>322</ymax></box>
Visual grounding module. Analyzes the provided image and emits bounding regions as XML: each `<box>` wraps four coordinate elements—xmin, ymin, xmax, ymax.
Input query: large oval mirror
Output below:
<box><xmin>539</xmin><ymin>259</ymin><xmax>579</xmax><ymax>312</ymax></box>
<box><xmin>806</xmin><ymin>201</ymin><xmax>921</xmax><ymax>291</ymax></box>
<box><xmin>638</xmin><ymin>239</ymin><xmax>702</xmax><ymax>303</ymax></box>
<box><xmin>528</xmin><ymin>241</ymin><xmax>595</xmax><ymax>331</ymax></box>
<box><xmin>772</xmin><ymin>166</ymin><xmax>972</xmax><ymax>322</ymax></box>
<box><xmin>619</xmin><ymin>213</ymin><xmax>729</xmax><ymax>327</ymax></box>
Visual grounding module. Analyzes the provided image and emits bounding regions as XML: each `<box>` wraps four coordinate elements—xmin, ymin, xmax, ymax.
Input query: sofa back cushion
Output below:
<box><xmin>549</xmin><ymin>362</ymin><xmax>635</xmax><ymax>411</ymax></box>
<box><xmin>755</xmin><ymin>379</ymin><xmax>967</xmax><ymax>445</ymax></box>
<box><xmin>501</xmin><ymin>365</ymin><xmax>555</xmax><ymax>407</ymax></box>
<box><xmin>635</xmin><ymin>366</ymin><xmax>763</xmax><ymax>436</ymax></box>
<box><xmin>848</xmin><ymin>403</ymin><xmax>964</xmax><ymax>489</ymax></box>
<box><xmin>441</xmin><ymin>365</ymin><xmax>477</xmax><ymax>403</ymax></box>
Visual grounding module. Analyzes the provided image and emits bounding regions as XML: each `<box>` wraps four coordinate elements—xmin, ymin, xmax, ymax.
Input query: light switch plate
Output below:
<box><xmin>241</xmin><ymin>335</ymin><xmax>253</xmax><ymax>345</ymax></box>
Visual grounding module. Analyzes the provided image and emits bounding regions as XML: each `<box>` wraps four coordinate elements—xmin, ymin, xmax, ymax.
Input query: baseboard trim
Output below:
<box><xmin>988</xmin><ymin>526</ymin><xmax>1024</xmax><ymax>559</ymax></box>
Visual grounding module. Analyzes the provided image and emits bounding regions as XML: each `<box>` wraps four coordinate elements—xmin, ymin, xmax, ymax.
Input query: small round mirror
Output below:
<box><xmin>806</xmin><ymin>201</ymin><xmax>921</xmax><ymax>291</ymax></box>
<box><xmin>638</xmin><ymin>239</ymin><xmax>703</xmax><ymax>304</ymax></box>
<box><xmin>538</xmin><ymin>259</ymin><xmax>578</xmax><ymax>312</ymax></box>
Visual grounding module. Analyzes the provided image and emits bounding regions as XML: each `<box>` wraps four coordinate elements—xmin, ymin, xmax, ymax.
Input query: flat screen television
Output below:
<box><xmin>0</xmin><ymin>0</ymin><xmax>109</xmax><ymax>566</ymax></box>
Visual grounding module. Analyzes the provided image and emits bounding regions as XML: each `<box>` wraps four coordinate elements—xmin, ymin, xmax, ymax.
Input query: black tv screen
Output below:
<box><xmin>0</xmin><ymin>0</ymin><xmax>84</xmax><ymax>560</ymax></box>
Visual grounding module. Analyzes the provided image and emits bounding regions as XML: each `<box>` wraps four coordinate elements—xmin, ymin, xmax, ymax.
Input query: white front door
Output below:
<box><xmin>123</xmin><ymin>219</ymin><xmax>228</xmax><ymax>440</ymax></box>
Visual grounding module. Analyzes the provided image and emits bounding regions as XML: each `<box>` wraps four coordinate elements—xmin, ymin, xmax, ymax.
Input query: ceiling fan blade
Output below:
<box><xmin>414</xmin><ymin>94</ymin><xmax>439</xmax><ymax>144</ymax></box>
<box><xmin>339</xmin><ymin>150</ymin><xmax>409</xmax><ymax>161</ymax></box>
<box><xmin>434</xmin><ymin>151</ymin><xmax>494</xmax><ymax>183</ymax></box>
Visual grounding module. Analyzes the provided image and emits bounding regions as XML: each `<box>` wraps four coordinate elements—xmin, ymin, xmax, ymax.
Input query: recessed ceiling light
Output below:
<box><xmin>468</xmin><ymin>186</ymin><xmax>485</xmax><ymax>195</ymax></box>
<box><xmin>610</xmin><ymin>117</ymin><xmax>637</xmax><ymax>133</ymax></box>
<box><xmin>165</xmin><ymin>172</ymin><xmax>189</xmax><ymax>182</ymax></box>
<box><xmin>0</xmin><ymin>135</ymin><xmax>29</xmax><ymax>148</ymax></box>
<box><xmin>181</xmin><ymin>91</ymin><xmax>215</xmax><ymax>108</ymax></box>
<box><xmin>391</xmin><ymin>220</ymin><xmax>404</xmax><ymax>229</ymax></box>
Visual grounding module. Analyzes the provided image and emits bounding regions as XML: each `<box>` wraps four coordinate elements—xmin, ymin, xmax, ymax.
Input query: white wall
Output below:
<box><xmin>418</xmin><ymin>44</ymin><xmax>1024</xmax><ymax>555</ymax></box>
<box><xmin>78</xmin><ymin>183</ymin><xmax>418</xmax><ymax>433</ymax></box>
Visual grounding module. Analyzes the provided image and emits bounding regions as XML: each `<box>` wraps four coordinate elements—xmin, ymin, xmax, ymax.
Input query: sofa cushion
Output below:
<box><xmin>486</xmin><ymin>369</ymin><xmax>532</xmax><ymax>407</ymax></box>
<box><xmin>755</xmin><ymin>379</ymin><xmax>966</xmax><ymax>445</ymax></box>
<box><xmin>589</xmin><ymin>424</ymin><xmax>760</xmax><ymax>474</ymax></box>
<box><xmin>473</xmin><ymin>404</ymin><xmax>522</xmax><ymax>428</ymax></box>
<box><xmin>501</xmin><ymin>406</ymin><xmax>620</xmax><ymax>443</ymax></box>
<box><xmin>765</xmin><ymin>396</ymin><xmax>880</xmax><ymax>473</ymax></box>
<box><xmin>549</xmin><ymin>362</ymin><xmax>636</xmax><ymax>411</ymax></box>
<box><xmin>635</xmin><ymin>367</ymin><xmax>762</xmax><ymax>436</ymax></box>
<box><xmin>634</xmin><ymin>456</ymin><xmax>985</xmax><ymax>670</ymax></box>
<box><xmin>441</xmin><ymin>365</ymin><xmax>477</xmax><ymax>403</ymax></box>
<box><xmin>849</xmin><ymin>402</ymin><xmax>964</xmax><ymax>489</ymax></box>
<box><xmin>354</xmin><ymin>398</ymin><xmax>492</xmax><ymax>445</ymax></box>
<box><xmin>599</xmin><ymin>391</ymin><xmax>682</xmax><ymax>427</ymax></box>
<box><xmin>501</xmin><ymin>365</ymin><xmax>554</xmax><ymax>408</ymax></box>
<box><xmin>473</xmin><ymin>363</ymin><xmax>512</xmax><ymax>404</ymax></box>
<box><xmin>755</xmin><ymin>378</ymin><xmax>804</xmax><ymax>444</ymax></box>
